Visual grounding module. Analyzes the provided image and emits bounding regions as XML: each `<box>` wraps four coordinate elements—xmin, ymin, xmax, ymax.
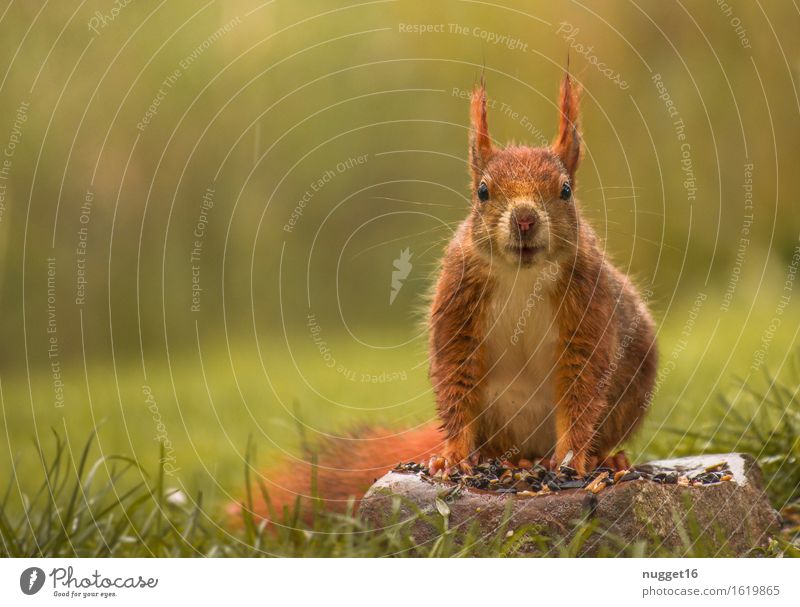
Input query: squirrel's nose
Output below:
<box><xmin>512</xmin><ymin>211</ymin><xmax>537</xmax><ymax>233</ymax></box>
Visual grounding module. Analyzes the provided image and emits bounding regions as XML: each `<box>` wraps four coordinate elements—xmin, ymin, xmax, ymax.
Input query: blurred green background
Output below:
<box><xmin>0</xmin><ymin>1</ymin><xmax>798</xmax><ymax>501</ymax></box>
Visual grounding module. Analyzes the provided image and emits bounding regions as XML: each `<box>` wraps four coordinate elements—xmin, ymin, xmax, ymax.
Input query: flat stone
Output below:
<box><xmin>358</xmin><ymin>453</ymin><xmax>781</xmax><ymax>556</ymax></box>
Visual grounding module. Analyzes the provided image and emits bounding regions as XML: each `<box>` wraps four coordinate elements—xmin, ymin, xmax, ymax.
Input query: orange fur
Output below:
<box><xmin>429</xmin><ymin>73</ymin><xmax>657</xmax><ymax>475</ymax></box>
<box><xmin>244</xmin><ymin>425</ymin><xmax>443</xmax><ymax>519</ymax></box>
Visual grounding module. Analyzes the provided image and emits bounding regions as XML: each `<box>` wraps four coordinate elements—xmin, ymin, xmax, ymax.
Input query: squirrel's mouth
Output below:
<box><xmin>506</xmin><ymin>244</ymin><xmax>544</xmax><ymax>264</ymax></box>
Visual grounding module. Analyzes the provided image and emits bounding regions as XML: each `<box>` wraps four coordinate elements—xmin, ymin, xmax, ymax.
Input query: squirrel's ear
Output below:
<box><xmin>552</xmin><ymin>72</ymin><xmax>581</xmax><ymax>178</ymax></box>
<box><xmin>469</xmin><ymin>78</ymin><xmax>493</xmax><ymax>176</ymax></box>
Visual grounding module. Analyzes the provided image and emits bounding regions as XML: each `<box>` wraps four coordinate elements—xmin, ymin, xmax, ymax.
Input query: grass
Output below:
<box><xmin>3</xmin><ymin>428</ymin><xmax>795</xmax><ymax>558</ymax></box>
<box><xmin>1</xmin><ymin>357</ymin><xmax>798</xmax><ymax>557</ymax></box>
<box><xmin>676</xmin><ymin>363</ymin><xmax>800</xmax><ymax>510</ymax></box>
<box><xmin>0</xmin><ymin>431</ymin><xmax>573</xmax><ymax>557</ymax></box>
<box><xmin>1</xmin><ymin>280</ymin><xmax>799</xmax><ymax>557</ymax></box>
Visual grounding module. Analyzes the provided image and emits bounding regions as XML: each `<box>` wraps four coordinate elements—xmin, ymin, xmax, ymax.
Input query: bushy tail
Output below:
<box><xmin>238</xmin><ymin>423</ymin><xmax>444</xmax><ymax>523</ymax></box>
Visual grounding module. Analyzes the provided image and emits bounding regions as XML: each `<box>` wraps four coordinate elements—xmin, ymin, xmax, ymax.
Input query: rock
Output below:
<box><xmin>358</xmin><ymin>453</ymin><xmax>781</xmax><ymax>556</ymax></box>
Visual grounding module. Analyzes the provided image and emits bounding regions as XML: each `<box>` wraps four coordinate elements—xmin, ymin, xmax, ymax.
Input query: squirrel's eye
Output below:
<box><xmin>477</xmin><ymin>182</ymin><xmax>490</xmax><ymax>202</ymax></box>
<box><xmin>560</xmin><ymin>182</ymin><xmax>572</xmax><ymax>201</ymax></box>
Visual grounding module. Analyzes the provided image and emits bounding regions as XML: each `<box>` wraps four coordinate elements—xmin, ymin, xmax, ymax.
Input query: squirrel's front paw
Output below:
<box><xmin>428</xmin><ymin>452</ymin><xmax>477</xmax><ymax>479</ymax></box>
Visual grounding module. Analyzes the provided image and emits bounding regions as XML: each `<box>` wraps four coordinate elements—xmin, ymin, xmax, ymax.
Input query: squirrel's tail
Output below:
<box><xmin>237</xmin><ymin>423</ymin><xmax>444</xmax><ymax>523</ymax></box>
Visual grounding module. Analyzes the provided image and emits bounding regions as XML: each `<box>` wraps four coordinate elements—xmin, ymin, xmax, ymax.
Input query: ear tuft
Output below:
<box><xmin>469</xmin><ymin>77</ymin><xmax>493</xmax><ymax>176</ymax></box>
<box><xmin>552</xmin><ymin>72</ymin><xmax>581</xmax><ymax>178</ymax></box>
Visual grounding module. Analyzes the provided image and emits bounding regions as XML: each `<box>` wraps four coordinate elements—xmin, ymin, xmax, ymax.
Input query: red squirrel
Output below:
<box><xmin>256</xmin><ymin>74</ymin><xmax>658</xmax><ymax>517</ymax></box>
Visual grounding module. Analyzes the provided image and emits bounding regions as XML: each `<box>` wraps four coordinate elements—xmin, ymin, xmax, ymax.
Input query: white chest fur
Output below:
<box><xmin>481</xmin><ymin>263</ymin><xmax>560</xmax><ymax>457</ymax></box>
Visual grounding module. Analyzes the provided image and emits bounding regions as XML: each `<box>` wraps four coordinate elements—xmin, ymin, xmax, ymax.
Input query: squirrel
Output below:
<box><xmin>427</xmin><ymin>73</ymin><xmax>657</xmax><ymax>477</ymax></box>
<box><xmin>251</xmin><ymin>73</ymin><xmax>658</xmax><ymax>519</ymax></box>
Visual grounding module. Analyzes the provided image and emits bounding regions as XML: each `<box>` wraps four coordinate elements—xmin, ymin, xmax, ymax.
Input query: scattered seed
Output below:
<box><xmin>393</xmin><ymin>458</ymin><xmax>731</xmax><ymax>496</ymax></box>
<box><xmin>585</xmin><ymin>471</ymin><xmax>609</xmax><ymax>494</ymax></box>
<box><xmin>559</xmin><ymin>465</ymin><xmax>578</xmax><ymax>477</ymax></box>
<box><xmin>559</xmin><ymin>449</ymin><xmax>575</xmax><ymax>468</ymax></box>
<box><xmin>530</xmin><ymin>465</ymin><xmax>547</xmax><ymax>480</ymax></box>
